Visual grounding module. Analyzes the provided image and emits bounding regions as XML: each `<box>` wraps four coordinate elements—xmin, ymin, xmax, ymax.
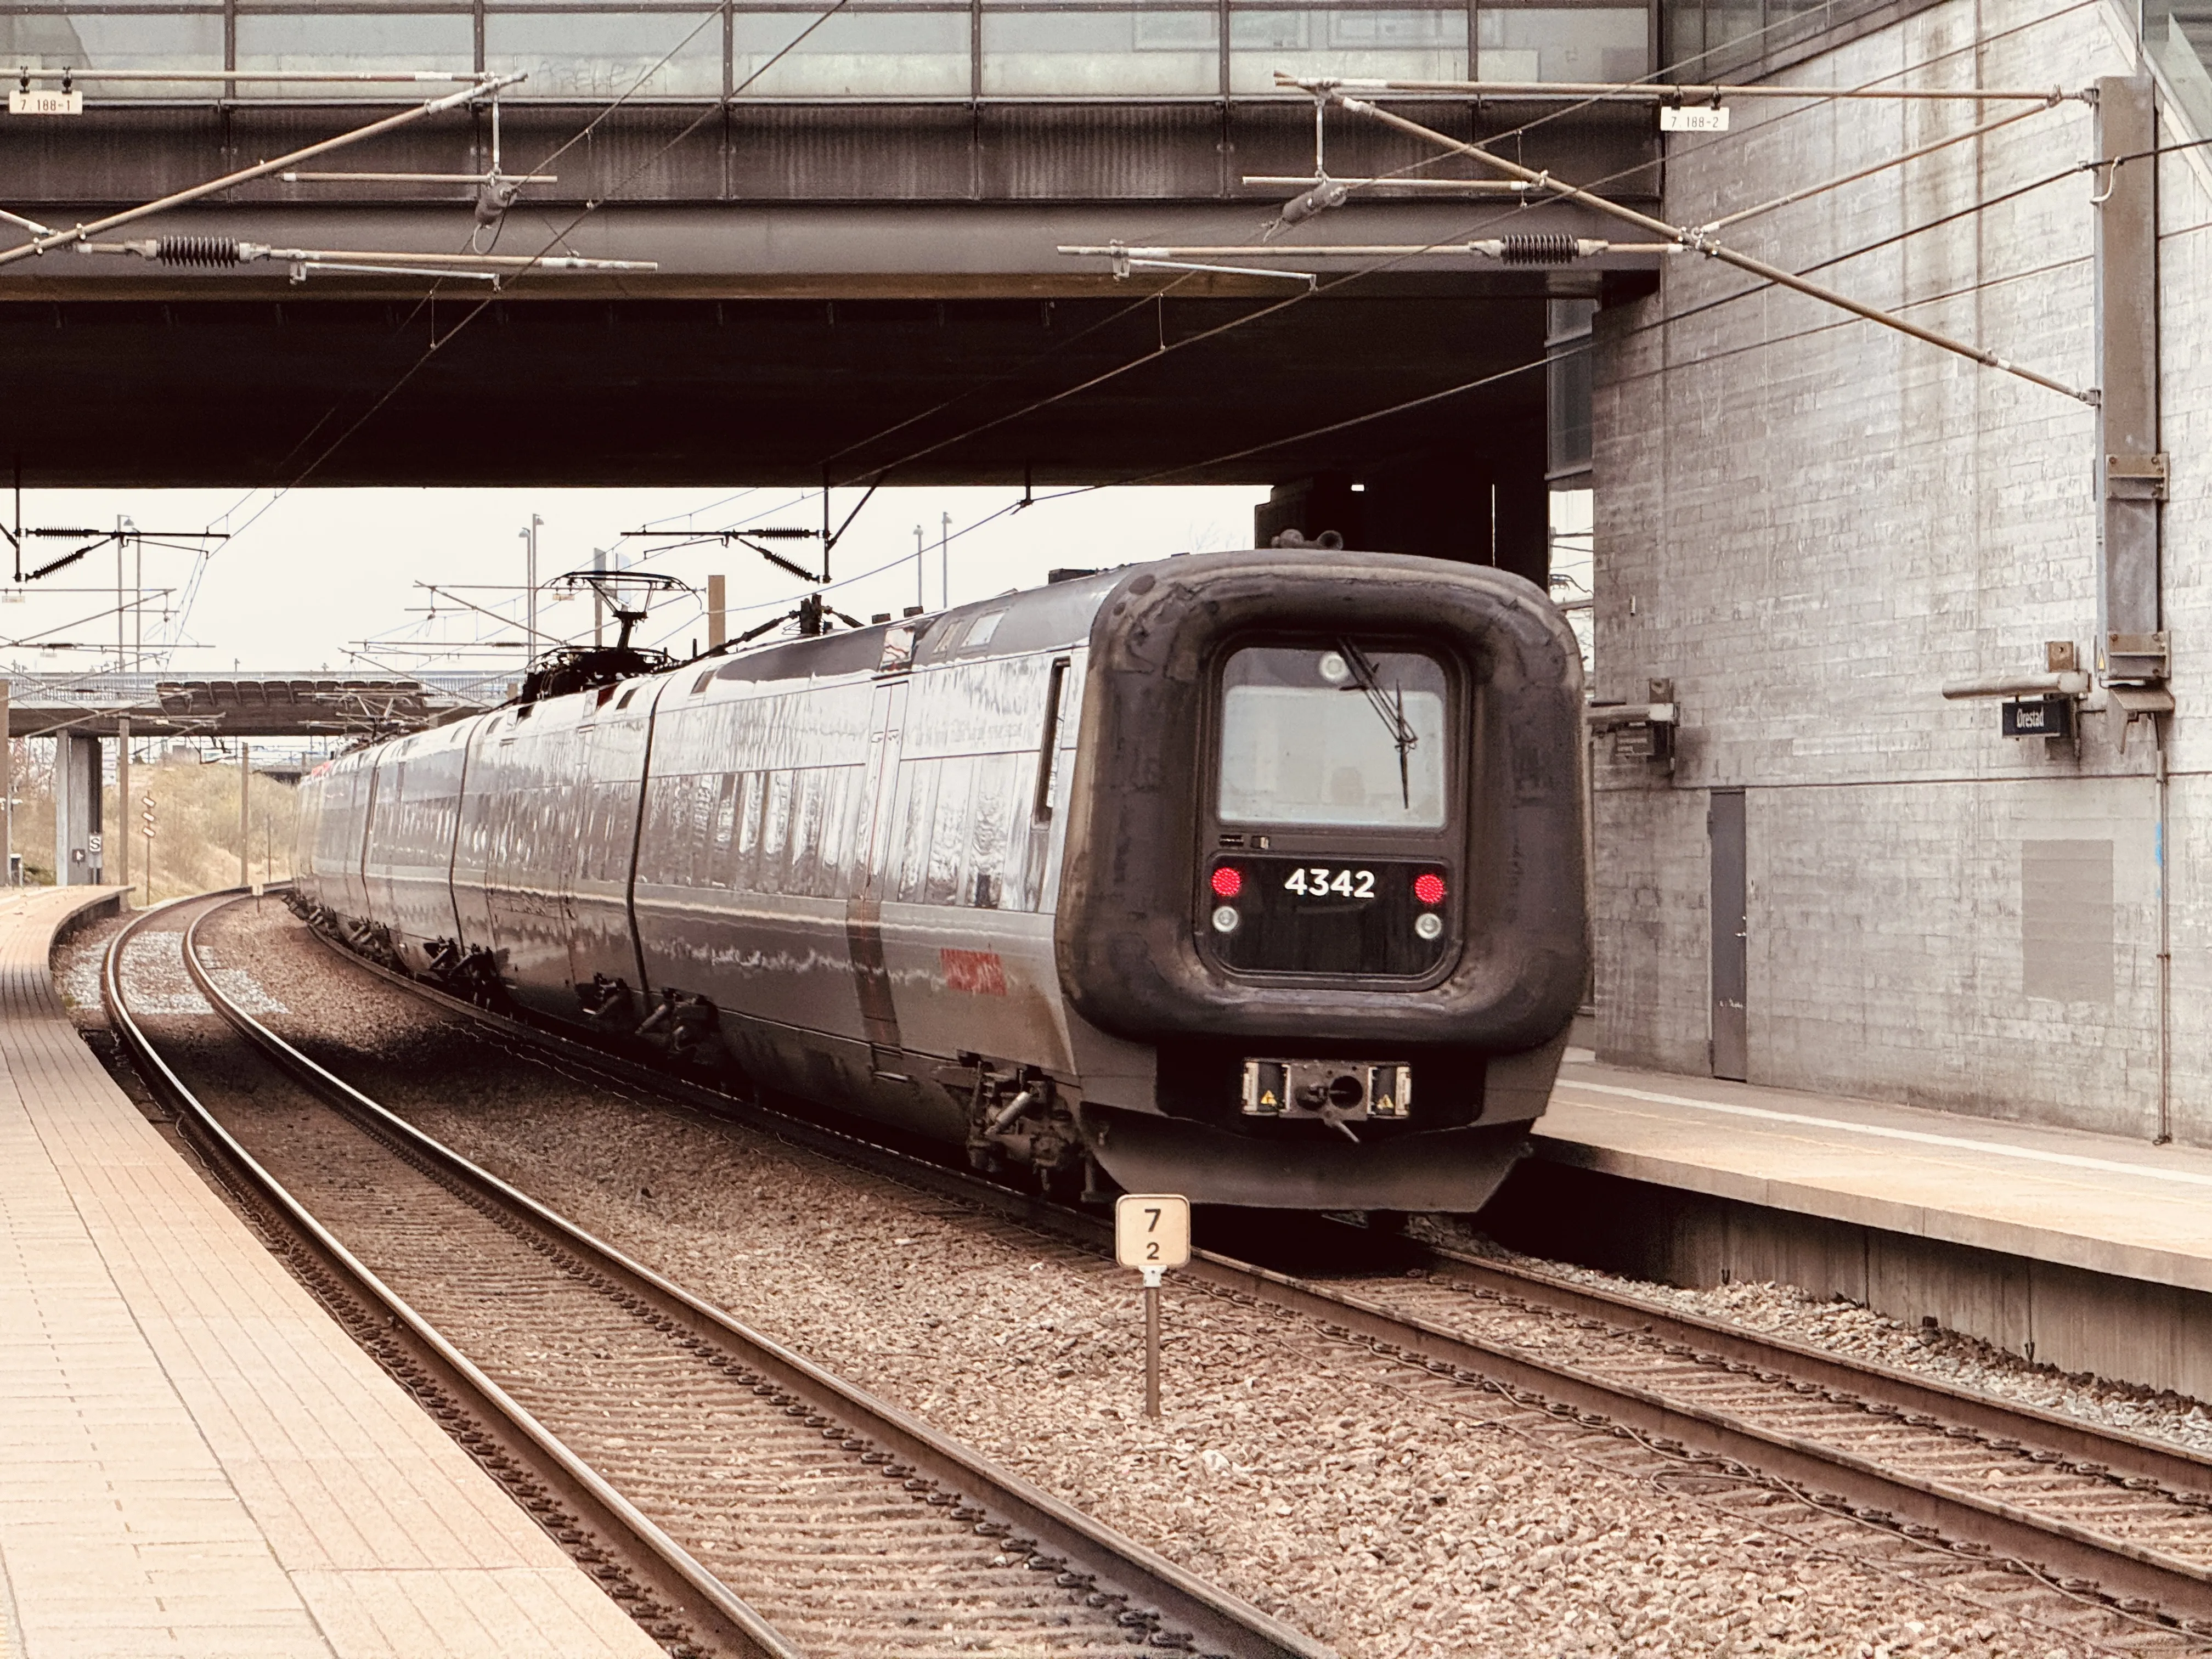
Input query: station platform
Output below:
<box><xmin>1507</xmin><ymin>1052</ymin><xmax>2212</xmax><ymax>1397</ymax></box>
<box><xmin>0</xmin><ymin>886</ymin><xmax>661</xmax><ymax>1659</ymax></box>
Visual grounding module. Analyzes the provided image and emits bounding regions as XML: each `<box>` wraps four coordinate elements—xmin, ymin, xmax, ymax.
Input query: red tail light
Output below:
<box><xmin>1413</xmin><ymin>872</ymin><xmax>1447</xmax><ymax>906</ymax></box>
<box><xmin>1211</xmin><ymin>865</ymin><xmax>1244</xmax><ymax>899</ymax></box>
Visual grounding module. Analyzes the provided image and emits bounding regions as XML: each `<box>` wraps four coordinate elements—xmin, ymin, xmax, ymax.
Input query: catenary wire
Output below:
<box><xmin>198</xmin><ymin>11</ymin><xmax>730</xmax><ymax>556</ymax></box>
<box><xmin>1602</xmin><ymin>248</ymin><xmax>2092</xmax><ymax>388</ymax></box>
<box><xmin>192</xmin><ymin>4</ymin><xmax>841</xmax><ymax>573</ymax></box>
<box><xmin>607</xmin><ymin>0</ymin><xmax>2117</xmax><ymax>647</ymax></box>
<box><xmin>137</xmin><ymin>8</ymin><xmax>853</xmax><ymax>681</ymax></box>
<box><xmin>790</xmin><ymin>157</ymin><xmax>2113</xmax><ymax>581</ymax></box>
<box><xmin>797</xmin><ymin>0</ymin><xmax>2096</xmax><ymax>492</ymax></box>
<box><xmin>101</xmin><ymin>0</ymin><xmax>2100</xmax><ymax>681</ymax></box>
<box><xmin>240</xmin><ymin>0</ymin><xmax>2103</xmax><ymax>592</ymax></box>
<box><xmin>809</xmin><ymin>0</ymin><xmax>2102</xmax><ymax>494</ymax></box>
<box><xmin>947</xmin><ymin>116</ymin><xmax>2127</xmax><ymax>575</ymax></box>
<box><xmin>1598</xmin><ymin>129</ymin><xmax>2139</xmax><ymax>360</ymax></box>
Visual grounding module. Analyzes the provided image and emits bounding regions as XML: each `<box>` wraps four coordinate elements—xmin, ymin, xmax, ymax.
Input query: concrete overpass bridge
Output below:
<box><xmin>2</xmin><ymin>666</ymin><xmax>503</xmax><ymax>886</ymax></box>
<box><xmin>0</xmin><ymin>0</ymin><xmax>1718</xmax><ymax>573</ymax></box>
<box><xmin>3</xmin><ymin>668</ymin><xmax>501</xmax><ymax>741</ymax></box>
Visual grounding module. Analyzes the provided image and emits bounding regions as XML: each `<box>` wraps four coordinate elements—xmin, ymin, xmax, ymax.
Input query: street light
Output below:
<box><xmin>519</xmin><ymin>514</ymin><xmax>541</xmax><ymax>657</ymax></box>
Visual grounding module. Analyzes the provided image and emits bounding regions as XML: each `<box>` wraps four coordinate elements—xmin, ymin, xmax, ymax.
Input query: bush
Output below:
<box><xmin>106</xmin><ymin>755</ymin><xmax>300</xmax><ymax>904</ymax></box>
<box><xmin>6</xmin><ymin>744</ymin><xmax>298</xmax><ymax>900</ymax></box>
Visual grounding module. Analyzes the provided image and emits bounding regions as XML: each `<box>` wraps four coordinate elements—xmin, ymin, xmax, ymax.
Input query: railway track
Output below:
<box><xmin>262</xmin><ymin>894</ymin><xmax>2212</xmax><ymax>1646</ymax></box>
<box><xmin>106</xmin><ymin>892</ymin><xmax>1330</xmax><ymax>1659</ymax></box>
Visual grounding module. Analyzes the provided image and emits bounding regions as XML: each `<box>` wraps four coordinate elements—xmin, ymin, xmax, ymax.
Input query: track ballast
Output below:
<box><xmin>268</xmin><ymin>893</ymin><xmax>2212</xmax><ymax>1651</ymax></box>
<box><xmin>106</xmin><ymin>891</ymin><xmax>1328</xmax><ymax>1659</ymax></box>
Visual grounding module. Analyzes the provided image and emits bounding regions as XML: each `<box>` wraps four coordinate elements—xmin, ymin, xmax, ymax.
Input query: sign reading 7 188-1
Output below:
<box><xmin>9</xmin><ymin>89</ymin><xmax>84</xmax><ymax>115</ymax></box>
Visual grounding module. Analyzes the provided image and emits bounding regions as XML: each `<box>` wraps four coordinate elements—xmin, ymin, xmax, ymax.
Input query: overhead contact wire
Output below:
<box><xmin>814</xmin><ymin>0</ymin><xmax>2100</xmax><ymax>496</ymax></box>
<box><xmin>197</xmin><ymin>2</ymin><xmax>847</xmax><ymax>570</ymax></box>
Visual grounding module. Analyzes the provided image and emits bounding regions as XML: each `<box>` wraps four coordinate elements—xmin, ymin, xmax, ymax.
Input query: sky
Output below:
<box><xmin>2</xmin><ymin>479</ymin><xmax>1592</xmax><ymax>770</ymax></box>
<box><xmin>1</xmin><ymin>481</ymin><xmax>1273</xmax><ymax>696</ymax></box>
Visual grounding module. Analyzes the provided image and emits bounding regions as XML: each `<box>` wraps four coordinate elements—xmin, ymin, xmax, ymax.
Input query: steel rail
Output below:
<box><xmin>180</xmin><ymin>893</ymin><xmax>1329</xmax><ymax>1659</ymax></box>
<box><xmin>105</xmin><ymin>893</ymin><xmax>802</xmax><ymax>1659</ymax></box>
<box><xmin>280</xmin><ymin>904</ymin><xmax>2212</xmax><ymax>1634</ymax></box>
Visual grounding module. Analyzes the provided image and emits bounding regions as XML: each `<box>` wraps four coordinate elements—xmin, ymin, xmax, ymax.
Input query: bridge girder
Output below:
<box><xmin>2</xmin><ymin>100</ymin><xmax>1657</xmax><ymax>502</ymax></box>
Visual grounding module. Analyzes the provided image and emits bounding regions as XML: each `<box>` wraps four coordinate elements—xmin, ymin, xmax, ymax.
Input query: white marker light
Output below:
<box><xmin>1317</xmin><ymin>651</ymin><xmax>1351</xmax><ymax>685</ymax></box>
<box><xmin>1414</xmin><ymin>911</ymin><xmax>1444</xmax><ymax>940</ymax></box>
<box><xmin>1211</xmin><ymin>905</ymin><xmax>1241</xmax><ymax>933</ymax></box>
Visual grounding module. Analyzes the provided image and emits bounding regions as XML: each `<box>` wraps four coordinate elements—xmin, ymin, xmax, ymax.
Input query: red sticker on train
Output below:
<box><xmin>940</xmin><ymin>949</ymin><xmax>1008</xmax><ymax>996</ymax></box>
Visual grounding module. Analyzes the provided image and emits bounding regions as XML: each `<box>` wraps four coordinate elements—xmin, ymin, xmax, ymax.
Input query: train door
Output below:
<box><xmin>847</xmin><ymin>679</ymin><xmax>908</xmax><ymax>1075</ymax></box>
<box><xmin>1709</xmin><ymin>788</ymin><xmax>1747</xmax><ymax>1081</ymax></box>
<box><xmin>562</xmin><ymin>698</ymin><xmax>651</xmax><ymax>1003</ymax></box>
<box><xmin>358</xmin><ymin>757</ymin><xmax>385</xmax><ymax>893</ymax></box>
<box><xmin>450</xmin><ymin>713</ymin><xmax>505</xmax><ymax>957</ymax></box>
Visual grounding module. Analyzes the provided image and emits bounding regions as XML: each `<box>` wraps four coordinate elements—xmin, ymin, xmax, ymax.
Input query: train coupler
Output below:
<box><xmin>1240</xmin><ymin>1058</ymin><xmax>1413</xmax><ymax>1139</ymax></box>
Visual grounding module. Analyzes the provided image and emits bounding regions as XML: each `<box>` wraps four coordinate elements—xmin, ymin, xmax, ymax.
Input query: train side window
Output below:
<box><xmin>733</xmin><ymin>772</ymin><xmax>765</xmax><ymax>891</ymax></box>
<box><xmin>966</xmin><ymin>751</ymin><xmax>1023</xmax><ymax>909</ymax></box>
<box><xmin>1032</xmin><ymin>657</ymin><xmax>1071</xmax><ymax>823</ymax></box>
<box><xmin>710</xmin><ymin>774</ymin><xmax>740</xmax><ymax>885</ymax></box>
<box><xmin>923</xmin><ymin>756</ymin><xmax>975</xmax><ymax>905</ymax></box>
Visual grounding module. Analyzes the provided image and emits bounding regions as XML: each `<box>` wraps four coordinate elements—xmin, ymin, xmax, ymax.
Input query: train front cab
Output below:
<box><xmin>1053</xmin><ymin>549</ymin><xmax>1588</xmax><ymax>1212</ymax></box>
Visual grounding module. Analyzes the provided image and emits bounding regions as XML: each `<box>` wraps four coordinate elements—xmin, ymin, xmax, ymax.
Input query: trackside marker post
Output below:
<box><xmin>1114</xmin><ymin>1194</ymin><xmax>1190</xmax><ymax>1419</ymax></box>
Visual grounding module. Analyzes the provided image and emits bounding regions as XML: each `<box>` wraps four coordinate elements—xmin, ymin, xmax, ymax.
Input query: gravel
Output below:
<box><xmin>50</xmin><ymin>909</ymin><xmax>128</xmax><ymax>1024</ymax></box>
<box><xmin>1413</xmin><ymin>1216</ymin><xmax>2212</xmax><ymax>1463</ymax></box>
<box><xmin>189</xmin><ymin>900</ymin><xmax>2203</xmax><ymax>1658</ymax></box>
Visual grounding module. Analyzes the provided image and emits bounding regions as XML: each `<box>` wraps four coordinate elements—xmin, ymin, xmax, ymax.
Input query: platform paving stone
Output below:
<box><xmin>0</xmin><ymin>887</ymin><xmax>662</xmax><ymax>1659</ymax></box>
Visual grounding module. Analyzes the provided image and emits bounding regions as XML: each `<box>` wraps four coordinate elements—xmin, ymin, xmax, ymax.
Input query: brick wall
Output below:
<box><xmin>1592</xmin><ymin>0</ymin><xmax>2212</xmax><ymax>1138</ymax></box>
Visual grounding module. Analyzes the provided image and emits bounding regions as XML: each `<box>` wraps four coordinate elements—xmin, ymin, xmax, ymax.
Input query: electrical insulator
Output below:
<box><xmin>153</xmin><ymin>236</ymin><xmax>245</xmax><ymax>267</ymax></box>
<box><xmin>1496</xmin><ymin>233</ymin><xmax>1580</xmax><ymax>266</ymax></box>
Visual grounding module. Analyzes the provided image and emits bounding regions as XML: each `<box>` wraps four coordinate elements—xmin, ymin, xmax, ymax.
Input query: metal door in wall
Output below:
<box><xmin>1709</xmin><ymin>788</ymin><xmax>1747</xmax><ymax>1082</ymax></box>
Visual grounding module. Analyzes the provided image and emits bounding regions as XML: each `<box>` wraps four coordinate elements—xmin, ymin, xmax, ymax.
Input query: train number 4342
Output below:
<box><xmin>1282</xmin><ymin>867</ymin><xmax>1376</xmax><ymax>899</ymax></box>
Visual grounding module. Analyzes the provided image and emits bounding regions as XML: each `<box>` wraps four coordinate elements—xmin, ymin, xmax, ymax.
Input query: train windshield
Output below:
<box><xmin>1216</xmin><ymin>645</ymin><xmax>1448</xmax><ymax>828</ymax></box>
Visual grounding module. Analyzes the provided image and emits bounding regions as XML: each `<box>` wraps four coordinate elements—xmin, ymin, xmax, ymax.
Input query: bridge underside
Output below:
<box><xmin>3</xmin><ymin>100</ymin><xmax>1657</xmax><ymax>569</ymax></box>
<box><xmin>3</xmin><ymin>281</ymin><xmax>1569</xmax><ymax>490</ymax></box>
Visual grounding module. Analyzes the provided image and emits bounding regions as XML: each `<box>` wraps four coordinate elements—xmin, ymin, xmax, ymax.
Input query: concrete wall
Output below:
<box><xmin>1591</xmin><ymin>0</ymin><xmax>2212</xmax><ymax>1142</ymax></box>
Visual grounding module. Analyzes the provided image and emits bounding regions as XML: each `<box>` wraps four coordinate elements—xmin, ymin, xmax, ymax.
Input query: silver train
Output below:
<box><xmin>292</xmin><ymin>549</ymin><xmax>1588</xmax><ymax>1210</ymax></box>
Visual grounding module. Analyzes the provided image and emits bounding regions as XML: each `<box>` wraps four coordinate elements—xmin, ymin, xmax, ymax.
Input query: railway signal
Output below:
<box><xmin>1114</xmin><ymin>1194</ymin><xmax>1190</xmax><ymax>1420</ymax></box>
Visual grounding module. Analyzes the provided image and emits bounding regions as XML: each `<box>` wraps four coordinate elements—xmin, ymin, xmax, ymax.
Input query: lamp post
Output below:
<box><xmin>520</xmin><ymin>514</ymin><xmax>540</xmax><ymax>657</ymax></box>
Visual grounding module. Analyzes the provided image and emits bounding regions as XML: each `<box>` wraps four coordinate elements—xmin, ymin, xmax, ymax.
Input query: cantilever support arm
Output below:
<box><xmin>1331</xmin><ymin>95</ymin><xmax>2099</xmax><ymax>407</ymax></box>
<box><xmin>0</xmin><ymin>75</ymin><xmax>525</xmax><ymax>270</ymax></box>
<box><xmin>1941</xmin><ymin>670</ymin><xmax>2093</xmax><ymax>698</ymax></box>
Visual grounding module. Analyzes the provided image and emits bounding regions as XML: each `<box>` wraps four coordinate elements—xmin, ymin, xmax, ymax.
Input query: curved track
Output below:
<box><xmin>107</xmin><ymin>893</ymin><xmax>1329</xmax><ymax>1659</ymax></box>
<box><xmin>272</xmin><ymin>899</ymin><xmax>2212</xmax><ymax>1645</ymax></box>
